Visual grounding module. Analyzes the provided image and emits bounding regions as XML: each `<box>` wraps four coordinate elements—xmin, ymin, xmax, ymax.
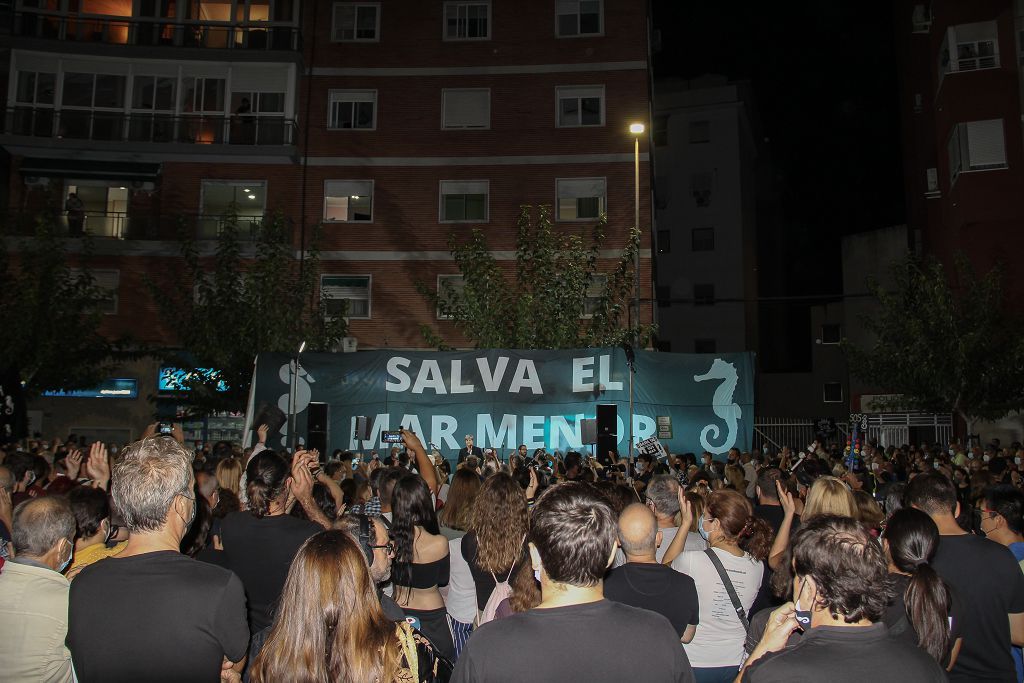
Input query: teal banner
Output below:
<box><xmin>248</xmin><ymin>349</ymin><xmax>754</xmax><ymax>458</ymax></box>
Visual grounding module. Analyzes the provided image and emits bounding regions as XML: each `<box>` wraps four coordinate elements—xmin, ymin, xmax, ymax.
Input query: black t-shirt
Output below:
<box><xmin>458</xmin><ymin>446</ymin><xmax>483</xmax><ymax>464</ymax></box>
<box><xmin>220</xmin><ymin>511</ymin><xmax>321</xmax><ymax>632</ymax></box>
<box><xmin>461</xmin><ymin>531</ymin><xmax>529</xmax><ymax>611</ymax></box>
<box><xmin>452</xmin><ymin>599</ymin><xmax>695</xmax><ymax>683</ymax></box>
<box><xmin>68</xmin><ymin>551</ymin><xmax>249</xmax><ymax>683</ymax></box>
<box><xmin>742</xmin><ymin>623</ymin><xmax>945</xmax><ymax>683</ymax></box>
<box><xmin>604</xmin><ymin>562</ymin><xmax>699</xmax><ymax>638</ymax></box>
<box><xmin>931</xmin><ymin>533</ymin><xmax>1024</xmax><ymax>682</ymax></box>
<box><xmin>752</xmin><ymin>505</ymin><xmax>799</xmax><ymax>537</ymax></box>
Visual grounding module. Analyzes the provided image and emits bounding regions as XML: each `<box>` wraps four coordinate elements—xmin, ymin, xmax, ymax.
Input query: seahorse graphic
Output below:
<box><xmin>276</xmin><ymin>361</ymin><xmax>315</xmax><ymax>449</ymax></box>
<box><xmin>693</xmin><ymin>358</ymin><xmax>742</xmax><ymax>454</ymax></box>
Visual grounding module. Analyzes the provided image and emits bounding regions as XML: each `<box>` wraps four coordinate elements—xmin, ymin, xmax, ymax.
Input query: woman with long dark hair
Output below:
<box><xmin>882</xmin><ymin>507</ymin><xmax>962</xmax><ymax>669</ymax></box>
<box><xmin>249</xmin><ymin>531</ymin><xmax>442</xmax><ymax>683</ymax></box>
<box><xmin>662</xmin><ymin>488</ymin><xmax>772</xmax><ymax>683</ymax></box>
<box><xmin>220</xmin><ymin>449</ymin><xmax>326</xmax><ymax>633</ymax></box>
<box><xmin>390</xmin><ymin>473</ymin><xmax>455</xmax><ymax>662</ymax></box>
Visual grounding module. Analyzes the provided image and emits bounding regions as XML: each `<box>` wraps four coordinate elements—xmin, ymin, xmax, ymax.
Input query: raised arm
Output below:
<box><xmin>767</xmin><ymin>479</ymin><xmax>797</xmax><ymax>571</ymax></box>
<box><xmin>402</xmin><ymin>429</ymin><xmax>438</xmax><ymax>495</ymax></box>
<box><xmin>661</xmin><ymin>487</ymin><xmax>694</xmax><ymax>566</ymax></box>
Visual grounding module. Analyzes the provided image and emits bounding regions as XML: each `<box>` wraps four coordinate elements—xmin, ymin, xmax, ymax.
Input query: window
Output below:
<box><xmin>436</xmin><ymin>274</ymin><xmax>465</xmax><ymax>319</ymax></box>
<box><xmin>948</xmin><ymin>119</ymin><xmax>1007</xmax><ymax>183</ymax></box>
<box><xmin>181</xmin><ymin>77</ymin><xmax>226</xmax><ymax>113</ymax></box>
<box><xmin>939</xmin><ymin>21</ymin><xmax>999</xmax><ymax>79</ymax></box>
<box><xmin>692</xmin><ymin>227</ymin><xmax>714</xmax><ymax>251</ymax></box>
<box><xmin>444</xmin><ymin>1</ymin><xmax>489</xmax><ymax>40</ymax></box>
<box><xmin>16</xmin><ymin>71</ymin><xmax>56</xmax><ymax>106</ymax></box>
<box><xmin>823</xmin><ymin>382</ymin><xmax>844</xmax><ymax>404</ymax></box>
<box><xmin>653</xmin><ymin>114</ymin><xmax>668</xmax><ymax>147</ymax></box>
<box><xmin>132</xmin><ymin>75</ymin><xmax>176</xmax><ymax>112</ymax></box>
<box><xmin>689</xmin><ymin>120</ymin><xmax>710</xmax><ymax>143</ymax></box>
<box><xmin>442</xmin><ymin>88</ymin><xmax>490</xmax><ymax>129</ymax></box>
<box><xmin>657</xmin><ymin>229</ymin><xmax>671</xmax><ymax>254</ymax></box>
<box><xmin>324</xmin><ymin>180</ymin><xmax>373</xmax><ymax>222</ymax></box>
<box><xmin>693</xmin><ymin>283</ymin><xmax>714</xmax><ymax>306</ymax></box>
<box><xmin>440</xmin><ymin>180</ymin><xmax>488</xmax><ymax>222</ymax></box>
<box><xmin>59</xmin><ymin>72</ymin><xmax>126</xmax><ymax>140</ymax></box>
<box><xmin>70</xmin><ymin>269</ymin><xmax>119</xmax><ymax>314</ymax></box>
<box><xmin>332</xmin><ymin>2</ymin><xmax>380</xmax><ymax>41</ymax></box>
<box><xmin>328</xmin><ymin>90</ymin><xmax>376</xmax><ymax>130</ymax></box>
<box><xmin>820</xmin><ymin>324</ymin><xmax>841</xmax><ymax>345</ymax></box>
<box><xmin>694</xmin><ymin>339</ymin><xmax>716</xmax><ymax>354</ymax></box>
<box><xmin>556</xmin><ymin>85</ymin><xmax>604</xmax><ymax>127</ymax></box>
<box><xmin>199</xmin><ymin>181</ymin><xmax>266</xmax><ymax>237</ymax></box>
<box><xmin>582</xmin><ymin>274</ymin><xmax>607</xmax><ymax>318</ymax></box>
<box><xmin>656</xmin><ymin>285</ymin><xmax>670</xmax><ymax>308</ymax></box>
<box><xmin>656</xmin><ymin>340</ymin><xmax>671</xmax><ymax>352</ymax></box>
<box><xmin>691</xmin><ymin>171</ymin><xmax>713</xmax><ymax>207</ymax></box>
<box><xmin>556</xmin><ymin>0</ymin><xmax>602</xmax><ymax>37</ymax></box>
<box><xmin>321</xmin><ymin>275</ymin><xmax>371</xmax><ymax>319</ymax></box>
<box><xmin>556</xmin><ymin>177</ymin><xmax>606</xmax><ymax>221</ymax></box>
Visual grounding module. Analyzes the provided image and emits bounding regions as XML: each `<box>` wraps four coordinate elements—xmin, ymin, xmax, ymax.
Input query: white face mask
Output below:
<box><xmin>1015</xmin><ymin>457</ymin><xmax>1022</xmax><ymax>466</ymax></box>
<box><xmin>984</xmin><ymin>455</ymin><xmax>991</xmax><ymax>463</ymax></box>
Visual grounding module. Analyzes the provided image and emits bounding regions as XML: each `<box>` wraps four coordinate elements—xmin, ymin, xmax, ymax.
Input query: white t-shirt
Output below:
<box><xmin>655</xmin><ymin>526</ymin><xmax>678</xmax><ymax>563</ymax></box>
<box><xmin>672</xmin><ymin>548</ymin><xmax>764</xmax><ymax>668</ymax></box>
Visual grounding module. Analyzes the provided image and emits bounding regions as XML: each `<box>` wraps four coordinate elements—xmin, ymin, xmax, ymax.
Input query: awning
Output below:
<box><xmin>19</xmin><ymin>158</ymin><xmax>161</xmax><ymax>181</ymax></box>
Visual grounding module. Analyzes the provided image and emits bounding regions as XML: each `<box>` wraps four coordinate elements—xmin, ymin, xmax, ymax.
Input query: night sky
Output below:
<box><xmin>652</xmin><ymin>1</ymin><xmax>906</xmax><ymax>369</ymax></box>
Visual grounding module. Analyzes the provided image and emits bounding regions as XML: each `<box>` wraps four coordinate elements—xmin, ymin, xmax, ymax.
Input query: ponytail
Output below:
<box><xmin>245</xmin><ymin>451</ymin><xmax>289</xmax><ymax>518</ymax></box>
<box><xmin>884</xmin><ymin>507</ymin><xmax>952</xmax><ymax>664</ymax></box>
<box><xmin>905</xmin><ymin>561</ymin><xmax>952</xmax><ymax>663</ymax></box>
<box><xmin>738</xmin><ymin>515</ymin><xmax>774</xmax><ymax>562</ymax></box>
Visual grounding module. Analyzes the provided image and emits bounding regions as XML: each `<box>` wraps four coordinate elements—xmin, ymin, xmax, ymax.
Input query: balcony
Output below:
<box><xmin>3</xmin><ymin>211</ymin><xmax>290</xmax><ymax>242</ymax></box>
<box><xmin>11</xmin><ymin>11</ymin><xmax>301</xmax><ymax>51</ymax></box>
<box><xmin>2</xmin><ymin>108</ymin><xmax>297</xmax><ymax>146</ymax></box>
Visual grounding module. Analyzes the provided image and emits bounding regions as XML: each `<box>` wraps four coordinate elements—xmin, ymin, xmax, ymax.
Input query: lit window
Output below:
<box><xmin>556</xmin><ymin>177</ymin><xmax>606</xmax><ymax>221</ymax></box>
<box><xmin>324</xmin><ymin>180</ymin><xmax>373</xmax><ymax>222</ymax></box>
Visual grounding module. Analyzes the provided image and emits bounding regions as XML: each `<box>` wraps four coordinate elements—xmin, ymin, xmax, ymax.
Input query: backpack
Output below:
<box><xmin>478</xmin><ymin>564</ymin><xmax>516</xmax><ymax>626</ymax></box>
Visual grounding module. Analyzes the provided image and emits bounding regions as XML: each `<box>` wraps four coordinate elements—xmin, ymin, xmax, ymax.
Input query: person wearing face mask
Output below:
<box><xmin>0</xmin><ymin>496</ymin><xmax>77</xmax><ymax>682</ymax></box>
<box><xmin>662</xmin><ymin>488</ymin><xmax>772</xmax><ymax>683</ymax></box>
<box><xmin>67</xmin><ymin>435</ymin><xmax>250</xmax><ymax>682</ymax></box>
<box><xmin>65</xmin><ymin>485</ymin><xmax>127</xmax><ymax>579</ymax></box>
<box><xmin>741</xmin><ymin>515</ymin><xmax>947</xmax><ymax>682</ymax></box>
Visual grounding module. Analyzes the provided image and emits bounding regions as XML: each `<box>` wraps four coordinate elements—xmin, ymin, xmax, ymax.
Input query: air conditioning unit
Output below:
<box><xmin>911</xmin><ymin>4</ymin><xmax>932</xmax><ymax>33</ymax></box>
<box><xmin>340</xmin><ymin>336</ymin><xmax>358</xmax><ymax>353</ymax></box>
<box><xmin>129</xmin><ymin>181</ymin><xmax>155</xmax><ymax>191</ymax></box>
<box><xmin>925</xmin><ymin>167</ymin><xmax>941</xmax><ymax>198</ymax></box>
<box><xmin>913</xmin><ymin>93</ymin><xmax>923</xmax><ymax>113</ymax></box>
<box><xmin>24</xmin><ymin>176</ymin><xmax>48</xmax><ymax>187</ymax></box>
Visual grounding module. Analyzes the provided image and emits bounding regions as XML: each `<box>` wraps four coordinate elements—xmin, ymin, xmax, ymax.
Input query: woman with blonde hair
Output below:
<box><xmin>215</xmin><ymin>457</ymin><xmax>243</xmax><ymax>495</ymax></box>
<box><xmin>248</xmin><ymin>530</ymin><xmax>443</xmax><ymax>683</ymax></box>
<box><xmin>724</xmin><ymin>464</ymin><xmax>746</xmax><ymax>493</ymax></box>
<box><xmin>768</xmin><ymin>475</ymin><xmax>857</xmax><ymax>571</ymax></box>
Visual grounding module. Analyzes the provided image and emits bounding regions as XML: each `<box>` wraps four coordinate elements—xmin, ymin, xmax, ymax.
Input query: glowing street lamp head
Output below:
<box><xmin>629</xmin><ymin>123</ymin><xmax>645</xmax><ymax>135</ymax></box>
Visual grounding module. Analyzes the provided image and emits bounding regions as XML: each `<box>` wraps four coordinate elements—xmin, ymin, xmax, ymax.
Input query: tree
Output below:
<box><xmin>417</xmin><ymin>204</ymin><xmax>654</xmax><ymax>349</ymax></box>
<box><xmin>148</xmin><ymin>210</ymin><xmax>347</xmax><ymax>414</ymax></box>
<box><xmin>0</xmin><ymin>215</ymin><xmax>123</xmax><ymax>397</ymax></box>
<box><xmin>844</xmin><ymin>254</ymin><xmax>1024</xmax><ymax>435</ymax></box>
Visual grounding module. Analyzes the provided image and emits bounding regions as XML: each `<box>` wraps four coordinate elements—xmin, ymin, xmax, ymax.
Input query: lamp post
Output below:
<box><xmin>288</xmin><ymin>340</ymin><xmax>306</xmax><ymax>453</ymax></box>
<box><xmin>627</xmin><ymin>122</ymin><xmax>644</xmax><ymax>466</ymax></box>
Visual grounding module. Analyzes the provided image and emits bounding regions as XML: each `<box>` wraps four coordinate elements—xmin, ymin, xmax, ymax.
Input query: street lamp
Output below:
<box><xmin>628</xmin><ymin>122</ymin><xmax>644</xmax><ymax>468</ymax></box>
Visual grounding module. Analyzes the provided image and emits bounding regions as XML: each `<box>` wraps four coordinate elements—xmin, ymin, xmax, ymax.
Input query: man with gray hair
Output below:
<box><xmin>68</xmin><ymin>436</ymin><xmax>249</xmax><ymax>682</ymax></box>
<box><xmin>0</xmin><ymin>496</ymin><xmax>77</xmax><ymax>682</ymax></box>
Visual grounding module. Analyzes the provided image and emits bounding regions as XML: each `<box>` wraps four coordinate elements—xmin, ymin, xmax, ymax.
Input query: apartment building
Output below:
<box><xmin>896</xmin><ymin>0</ymin><xmax>1024</xmax><ymax>300</ymax></box>
<box><xmin>651</xmin><ymin>76</ymin><xmax>757</xmax><ymax>355</ymax></box>
<box><xmin>2</xmin><ymin>0</ymin><xmax>653</xmax><ymax>438</ymax></box>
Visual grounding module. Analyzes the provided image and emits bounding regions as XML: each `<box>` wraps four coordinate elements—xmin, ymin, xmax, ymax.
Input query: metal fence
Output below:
<box><xmin>754</xmin><ymin>413</ymin><xmax>954</xmax><ymax>452</ymax></box>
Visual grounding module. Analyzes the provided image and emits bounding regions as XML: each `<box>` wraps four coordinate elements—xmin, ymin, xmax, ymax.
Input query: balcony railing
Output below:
<box><xmin>12</xmin><ymin>11</ymin><xmax>301</xmax><ymax>50</ymax></box>
<box><xmin>2</xmin><ymin>211</ymin><xmax>288</xmax><ymax>242</ymax></box>
<box><xmin>2</xmin><ymin>108</ymin><xmax>297</xmax><ymax>146</ymax></box>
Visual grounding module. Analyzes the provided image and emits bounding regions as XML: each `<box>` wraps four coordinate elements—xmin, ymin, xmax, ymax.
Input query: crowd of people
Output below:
<box><xmin>1</xmin><ymin>427</ymin><xmax>1023</xmax><ymax>682</ymax></box>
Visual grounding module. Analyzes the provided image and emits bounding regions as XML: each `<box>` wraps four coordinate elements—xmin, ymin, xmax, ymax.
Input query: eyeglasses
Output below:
<box><xmin>369</xmin><ymin>541</ymin><xmax>396</xmax><ymax>554</ymax></box>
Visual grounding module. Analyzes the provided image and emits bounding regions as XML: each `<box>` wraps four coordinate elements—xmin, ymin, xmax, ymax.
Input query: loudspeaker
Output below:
<box><xmin>581</xmin><ymin>419</ymin><xmax>597</xmax><ymax>445</ymax></box>
<box><xmin>597</xmin><ymin>404</ymin><xmax>617</xmax><ymax>464</ymax></box>
<box><xmin>354</xmin><ymin>415</ymin><xmax>371</xmax><ymax>441</ymax></box>
<box><xmin>597</xmin><ymin>404</ymin><xmax>616</xmax><ymax>436</ymax></box>
<box><xmin>307</xmin><ymin>402</ymin><xmax>328</xmax><ymax>457</ymax></box>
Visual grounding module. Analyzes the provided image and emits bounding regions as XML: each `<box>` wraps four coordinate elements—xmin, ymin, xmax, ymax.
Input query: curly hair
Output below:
<box><xmin>792</xmin><ymin>514</ymin><xmax>892</xmax><ymax>624</ymax></box>
<box><xmin>469</xmin><ymin>472</ymin><xmax>528</xmax><ymax>574</ymax></box>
